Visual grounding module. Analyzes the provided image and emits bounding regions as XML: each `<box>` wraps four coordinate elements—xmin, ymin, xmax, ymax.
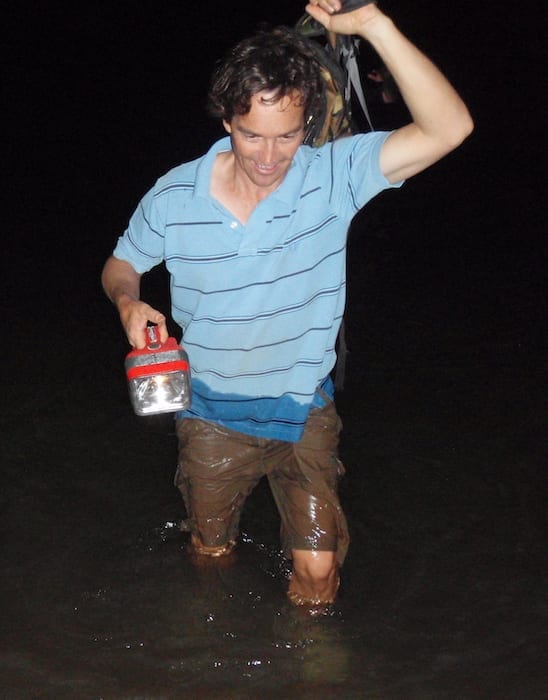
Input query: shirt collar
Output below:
<box><xmin>194</xmin><ymin>136</ymin><xmax>309</xmax><ymax>207</ymax></box>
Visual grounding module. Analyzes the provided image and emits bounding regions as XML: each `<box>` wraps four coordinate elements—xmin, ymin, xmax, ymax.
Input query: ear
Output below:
<box><xmin>222</xmin><ymin>119</ymin><xmax>232</xmax><ymax>134</ymax></box>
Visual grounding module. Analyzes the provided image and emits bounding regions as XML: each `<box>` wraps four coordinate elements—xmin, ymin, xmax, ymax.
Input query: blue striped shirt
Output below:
<box><xmin>113</xmin><ymin>133</ymin><xmax>401</xmax><ymax>441</ymax></box>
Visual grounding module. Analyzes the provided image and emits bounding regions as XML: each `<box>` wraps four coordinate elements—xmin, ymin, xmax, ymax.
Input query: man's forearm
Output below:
<box><xmin>357</xmin><ymin>12</ymin><xmax>473</xmax><ymax>145</ymax></box>
<box><xmin>101</xmin><ymin>256</ymin><xmax>141</xmax><ymax>310</ymax></box>
<box><xmin>101</xmin><ymin>256</ymin><xmax>167</xmax><ymax>348</ymax></box>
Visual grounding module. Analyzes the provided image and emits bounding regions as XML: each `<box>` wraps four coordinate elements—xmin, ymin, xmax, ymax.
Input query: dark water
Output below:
<box><xmin>3</xmin><ymin>1</ymin><xmax>546</xmax><ymax>698</ymax></box>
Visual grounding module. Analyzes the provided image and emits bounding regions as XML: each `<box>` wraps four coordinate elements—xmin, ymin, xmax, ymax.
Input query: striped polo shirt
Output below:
<box><xmin>113</xmin><ymin>132</ymin><xmax>400</xmax><ymax>441</ymax></box>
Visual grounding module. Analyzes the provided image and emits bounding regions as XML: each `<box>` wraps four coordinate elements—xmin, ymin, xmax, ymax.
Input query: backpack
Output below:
<box><xmin>294</xmin><ymin>11</ymin><xmax>374</xmax><ymax>389</ymax></box>
<box><xmin>294</xmin><ymin>12</ymin><xmax>374</xmax><ymax>147</ymax></box>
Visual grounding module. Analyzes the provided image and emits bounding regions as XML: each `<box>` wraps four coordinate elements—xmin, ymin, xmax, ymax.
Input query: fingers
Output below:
<box><xmin>154</xmin><ymin>317</ymin><xmax>169</xmax><ymax>344</ymax></box>
<box><xmin>307</xmin><ymin>0</ymin><xmax>374</xmax><ymax>13</ymax></box>
<box><xmin>305</xmin><ymin>0</ymin><xmax>379</xmax><ymax>35</ymax></box>
<box><xmin>334</xmin><ymin>0</ymin><xmax>376</xmax><ymax>14</ymax></box>
<box><xmin>119</xmin><ymin>299</ymin><xmax>167</xmax><ymax>348</ymax></box>
<box><xmin>307</xmin><ymin>0</ymin><xmax>341</xmax><ymax>12</ymax></box>
<box><xmin>305</xmin><ymin>1</ymin><xmax>338</xmax><ymax>26</ymax></box>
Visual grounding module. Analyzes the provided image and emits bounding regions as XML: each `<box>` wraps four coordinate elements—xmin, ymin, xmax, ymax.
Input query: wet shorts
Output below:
<box><xmin>175</xmin><ymin>400</ymin><xmax>349</xmax><ymax>564</ymax></box>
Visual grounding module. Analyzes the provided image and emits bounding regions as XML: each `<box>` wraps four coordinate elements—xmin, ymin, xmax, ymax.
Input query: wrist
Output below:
<box><xmin>114</xmin><ymin>291</ymin><xmax>138</xmax><ymax>311</ymax></box>
<box><xmin>356</xmin><ymin>11</ymin><xmax>394</xmax><ymax>44</ymax></box>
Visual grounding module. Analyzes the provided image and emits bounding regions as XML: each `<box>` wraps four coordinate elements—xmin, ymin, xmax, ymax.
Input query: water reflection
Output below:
<box><xmin>61</xmin><ymin>525</ymin><xmax>357</xmax><ymax>697</ymax></box>
<box><xmin>2</xmin><ymin>253</ymin><xmax>545</xmax><ymax>698</ymax></box>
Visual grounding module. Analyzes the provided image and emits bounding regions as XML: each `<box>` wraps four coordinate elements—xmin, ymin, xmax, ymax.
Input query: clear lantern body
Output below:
<box><xmin>127</xmin><ymin>370</ymin><xmax>191</xmax><ymax>416</ymax></box>
<box><xmin>125</xmin><ymin>328</ymin><xmax>191</xmax><ymax>416</ymax></box>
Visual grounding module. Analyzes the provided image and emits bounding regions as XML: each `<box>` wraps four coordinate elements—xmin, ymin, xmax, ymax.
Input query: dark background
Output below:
<box><xmin>4</xmin><ymin>0</ymin><xmax>544</xmax><ymax>321</ymax></box>
<box><xmin>2</xmin><ymin>1</ymin><xmax>546</xmax><ymax>698</ymax></box>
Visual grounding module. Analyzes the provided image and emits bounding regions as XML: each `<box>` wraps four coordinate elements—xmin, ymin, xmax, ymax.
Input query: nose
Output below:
<box><xmin>258</xmin><ymin>139</ymin><xmax>278</xmax><ymax>164</ymax></box>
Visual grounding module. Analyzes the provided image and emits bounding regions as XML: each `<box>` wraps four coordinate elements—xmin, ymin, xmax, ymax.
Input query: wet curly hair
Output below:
<box><xmin>207</xmin><ymin>26</ymin><xmax>325</xmax><ymax>123</ymax></box>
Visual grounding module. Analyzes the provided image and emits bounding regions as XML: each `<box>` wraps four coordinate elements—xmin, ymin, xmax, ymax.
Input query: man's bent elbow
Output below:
<box><xmin>447</xmin><ymin>110</ymin><xmax>474</xmax><ymax>151</ymax></box>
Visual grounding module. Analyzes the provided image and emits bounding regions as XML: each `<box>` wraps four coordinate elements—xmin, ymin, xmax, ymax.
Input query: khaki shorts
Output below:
<box><xmin>175</xmin><ymin>400</ymin><xmax>349</xmax><ymax>564</ymax></box>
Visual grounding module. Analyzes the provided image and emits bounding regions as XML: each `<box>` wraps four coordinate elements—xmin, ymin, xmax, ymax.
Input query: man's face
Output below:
<box><xmin>223</xmin><ymin>90</ymin><xmax>305</xmax><ymax>194</ymax></box>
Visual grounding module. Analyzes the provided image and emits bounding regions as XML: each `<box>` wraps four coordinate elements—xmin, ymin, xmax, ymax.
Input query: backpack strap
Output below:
<box><xmin>335</xmin><ymin>33</ymin><xmax>374</xmax><ymax>132</ymax></box>
<box><xmin>294</xmin><ymin>11</ymin><xmax>375</xmax><ymax>390</ymax></box>
<box><xmin>295</xmin><ymin>15</ymin><xmax>374</xmax><ymax>141</ymax></box>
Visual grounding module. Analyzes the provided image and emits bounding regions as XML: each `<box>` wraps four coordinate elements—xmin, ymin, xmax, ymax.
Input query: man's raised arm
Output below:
<box><xmin>305</xmin><ymin>1</ymin><xmax>474</xmax><ymax>183</ymax></box>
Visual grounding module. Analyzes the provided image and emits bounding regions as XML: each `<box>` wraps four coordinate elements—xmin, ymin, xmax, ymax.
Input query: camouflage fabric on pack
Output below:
<box><xmin>295</xmin><ymin>12</ymin><xmax>372</xmax><ymax>148</ymax></box>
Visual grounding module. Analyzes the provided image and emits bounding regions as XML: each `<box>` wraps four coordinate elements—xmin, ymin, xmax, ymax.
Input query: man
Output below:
<box><xmin>102</xmin><ymin>0</ymin><xmax>473</xmax><ymax>612</ymax></box>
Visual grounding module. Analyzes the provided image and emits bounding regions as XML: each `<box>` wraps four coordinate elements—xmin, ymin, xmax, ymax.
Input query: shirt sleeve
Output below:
<box><xmin>112</xmin><ymin>186</ymin><xmax>166</xmax><ymax>273</ymax></box>
<box><xmin>330</xmin><ymin>131</ymin><xmax>404</xmax><ymax>217</ymax></box>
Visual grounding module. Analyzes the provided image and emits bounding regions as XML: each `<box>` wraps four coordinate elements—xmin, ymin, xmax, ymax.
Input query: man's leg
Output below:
<box><xmin>288</xmin><ymin>549</ymin><xmax>340</xmax><ymax>606</ymax></box>
<box><xmin>175</xmin><ymin>418</ymin><xmax>263</xmax><ymax>556</ymax></box>
<box><xmin>267</xmin><ymin>400</ymin><xmax>349</xmax><ymax>608</ymax></box>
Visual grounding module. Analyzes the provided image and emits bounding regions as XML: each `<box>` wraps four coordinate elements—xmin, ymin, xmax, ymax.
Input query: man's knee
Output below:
<box><xmin>292</xmin><ymin>549</ymin><xmax>337</xmax><ymax>581</ymax></box>
<box><xmin>288</xmin><ymin>549</ymin><xmax>340</xmax><ymax>607</ymax></box>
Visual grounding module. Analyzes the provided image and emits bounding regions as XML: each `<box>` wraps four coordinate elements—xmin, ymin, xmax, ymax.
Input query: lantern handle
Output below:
<box><xmin>145</xmin><ymin>324</ymin><xmax>162</xmax><ymax>350</ymax></box>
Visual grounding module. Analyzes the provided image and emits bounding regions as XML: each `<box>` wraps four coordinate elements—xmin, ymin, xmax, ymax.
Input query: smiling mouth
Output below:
<box><xmin>254</xmin><ymin>162</ymin><xmax>278</xmax><ymax>174</ymax></box>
